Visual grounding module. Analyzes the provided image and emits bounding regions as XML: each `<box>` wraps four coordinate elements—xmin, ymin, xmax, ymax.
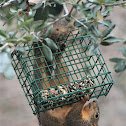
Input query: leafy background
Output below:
<box><xmin>0</xmin><ymin>1</ymin><xmax>126</xmax><ymax>126</ymax></box>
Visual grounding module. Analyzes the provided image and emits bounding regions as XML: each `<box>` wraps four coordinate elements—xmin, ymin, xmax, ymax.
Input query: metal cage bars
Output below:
<box><xmin>11</xmin><ymin>32</ymin><xmax>114</xmax><ymax>114</ymax></box>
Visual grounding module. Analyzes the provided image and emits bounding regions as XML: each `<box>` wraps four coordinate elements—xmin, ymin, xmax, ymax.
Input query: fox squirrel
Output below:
<box><xmin>34</xmin><ymin>19</ymin><xmax>72</xmax><ymax>90</ymax></box>
<box><xmin>39</xmin><ymin>99</ymin><xmax>100</xmax><ymax>126</ymax></box>
<box><xmin>33</xmin><ymin>19</ymin><xmax>99</xmax><ymax>126</ymax></box>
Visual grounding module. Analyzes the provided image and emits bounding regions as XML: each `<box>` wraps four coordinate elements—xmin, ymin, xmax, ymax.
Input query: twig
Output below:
<box><xmin>0</xmin><ymin>43</ymin><xmax>14</xmax><ymax>52</ymax></box>
<box><xmin>43</xmin><ymin>1</ymin><xmax>82</xmax><ymax>28</ymax></box>
<box><xmin>30</xmin><ymin>32</ymin><xmax>43</xmax><ymax>43</ymax></box>
<box><xmin>87</xmin><ymin>0</ymin><xmax>126</xmax><ymax>7</ymax></box>
<box><xmin>71</xmin><ymin>15</ymin><xmax>88</xmax><ymax>30</ymax></box>
<box><xmin>103</xmin><ymin>1</ymin><xmax>126</xmax><ymax>7</ymax></box>
<box><xmin>68</xmin><ymin>0</ymin><xmax>81</xmax><ymax>17</ymax></box>
<box><xmin>0</xmin><ymin>0</ymin><xmax>16</xmax><ymax>8</ymax></box>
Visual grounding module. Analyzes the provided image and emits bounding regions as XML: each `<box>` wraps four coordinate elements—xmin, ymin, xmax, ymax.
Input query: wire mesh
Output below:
<box><xmin>11</xmin><ymin>31</ymin><xmax>114</xmax><ymax>114</ymax></box>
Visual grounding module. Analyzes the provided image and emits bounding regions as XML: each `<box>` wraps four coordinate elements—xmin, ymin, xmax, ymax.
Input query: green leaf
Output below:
<box><xmin>23</xmin><ymin>25</ymin><xmax>30</xmax><ymax>32</ymax></box>
<box><xmin>28</xmin><ymin>9</ymin><xmax>34</xmax><ymax>18</ymax></box>
<box><xmin>36</xmin><ymin>31</ymin><xmax>42</xmax><ymax>37</ymax></box>
<box><xmin>44</xmin><ymin>38</ymin><xmax>58</xmax><ymax>50</ymax></box>
<box><xmin>123</xmin><ymin>41</ymin><xmax>126</xmax><ymax>44</ymax></box>
<box><xmin>92</xmin><ymin>5</ymin><xmax>102</xmax><ymax>18</ymax></box>
<box><xmin>33</xmin><ymin>10</ymin><xmax>37</xmax><ymax>16</ymax></box>
<box><xmin>120</xmin><ymin>47</ymin><xmax>126</xmax><ymax>57</ymax></box>
<box><xmin>9</xmin><ymin>32</ymin><xmax>15</xmax><ymax>38</ymax></box>
<box><xmin>85</xmin><ymin>3</ymin><xmax>93</xmax><ymax>7</ymax></box>
<box><xmin>23</xmin><ymin>34</ymin><xmax>33</xmax><ymax>41</ymax></box>
<box><xmin>102</xmin><ymin>24</ymin><xmax>115</xmax><ymax>38</ymax></box>
<box><xmin>114</xmin><ymin>60</ymin><xmax>125</xmax><ymax>73</ymax></box>
<box><xmin>17</xmin><ymin>0</ymin><xmax>23</xmax><ymax>4</ymax></box>
<box><xmin>0</xmin><ymin>52</ymin><xmax>11</xmax><ymax>73</ymax></box>
<box><xmin>45</xmin><ymin>25</ymin><xmax>53</xmax><ymax>37</ymax></box>
<box><xmin>16</xmin><ymin>38</ymin><xmax>27</xmax><ymax>43</ymax></box>
<box><xmin>79</xmin><ymin>26</ymin><xmax>87</xmax><ymax>34</ymax></box>
<box><xmin>10</xmin><ymin>8</ymin><xmax>17</xmax><ymax>13</ymax></box>
<box><xmin>22</xmin><ymin>12</ymin><xmax>27</xmax><ymax>22</ymax></box>
<box><xmin>3</xmin><ymin>64</ymin><xmax>15</xmax><ymax>80</ymax></box>
<box><xmin>98</xmin><ymin>20</ymin><xmax>111</xmax><ymax>27</ymax></box>
<box><xmin>16</xmin><ymin>47</ymin><xmax>26</xmax><ymax>55</ymax></box>
<box><xmin>109</xmin><ymin>58</ymin><xmax>125</xmax><ymax>63</ymax></box>
<box><xmin>0</xmin><ymin>15</ymin><xmax>8</xmax><ymax>21</ymax></box>
<box><xmin>18</xmin><ymin>18</ymin><xmax>33</xmax><ymax>29</ymax></box>
<box><xmin>100</xmin><ymin>42</ymin><xmax>110</xmax><ymax>46</ymax></box>
<box><xmin>102</xmin><ymin>10</ymin><xmax>110</xmax><ymax>17</ymax></box>
<box><xmin>65</xmin><ymin>16</ymin><xmax>71</xmax><ymax>22</ymax></box>
<box><xmin>88</xmin><ymin>0</ymin><xmax>99</xmax><ymax>2</ymax></box>
<box><xmin>74</xmin><ymin>20</ymin><xmax>85</xmax><ymax>27</ymax></box>
<box><xmin>89</xmin><ymin>43</ymin><xmax>99</xmax><ymax>55</ymax></box>
<box><xmin>6</xmin><ymin>38</ymin><xmax>17</xmax><ymax>43</ymax></box>
<box><xmin>48</xmin><ymin>14</ymin><xmax>56</xmax><ymax>20</ymax></box>
<box><xmin>33</xmin><ymin>2</ymin><xmax>43</xmax><ymax>10</ymax></box>
<box><xmin>18</xmin><ymin>1</ymin><xmax>27</xmax><ymax>10</ymax></box>
<box><xmin>0</xmin><ymin>29</ymin><xmax>7</xmax><ymax>38</ymax></box>
<box><xmin>35</xmin><ymin>22</ymin><xmax>52</xmax><ymax>32</ymax></box>
<box><xmin>101</xmin><ymin>36</ymin><xmax>123</xmax><ymax>46</ymax></box>
<box><xmin>42</xmin><ymin>44</ymin><xmax>53</xmax><ymax>61</ymax></box>
<box><xmin>98</xmin><ymin>0</ymin><xmax>105</xmax><ymax>3</ymax></box>
<box><xmin>90</xmin><ymin>25</ymin><xmax>101</xmax><ymax>37</ymax></box>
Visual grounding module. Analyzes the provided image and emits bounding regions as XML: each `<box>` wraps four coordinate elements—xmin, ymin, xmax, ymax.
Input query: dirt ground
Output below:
<box><xmin>0</xmin><ymin>7</ymin><xmax>126</xmax><ymax>126</ymax></box>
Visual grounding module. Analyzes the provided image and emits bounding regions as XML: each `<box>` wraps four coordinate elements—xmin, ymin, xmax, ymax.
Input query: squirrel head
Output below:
<box><xmin>81</xmin><ymin>100</ymin><xmax>100</xmax><ymax>126</ymax></box>
<box><xmin>66</xmin><ymin>100</ymin><xmax>100</xmax><ymax>126</ymax></box>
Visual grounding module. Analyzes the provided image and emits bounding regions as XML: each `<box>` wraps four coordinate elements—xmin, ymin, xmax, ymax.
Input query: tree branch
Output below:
<box><xmin>103</xmin><ymin>1</ymin><xmax>126</xmax><ymax>7</ymax></box>
<box><xmin>87</xmin><ymin>0</ymin><xmax>126</xmax><ymax>7</ymax></box>
<box><xmin>30</xmin><ymin>32</ymin><xmax>43</xmax><ymax>43</ymax></box>
<box><xmin>68</xmin><ymin>0</ymin><xmax>81</xmax><ymax>17</ymax></box>
<box><xmin>71</xmin><ymin>15</ymin><xmax>88</xmax><ymax>30</ymax></box>
<box><xmin>0</xmin><ymin>0</ymin><xmax>16</xmax><ymax>8</ymax></box>
<box><xmin>0</xmin><ymin>43</ymin><xmax>14</xmax><ymax>52</ymax></box>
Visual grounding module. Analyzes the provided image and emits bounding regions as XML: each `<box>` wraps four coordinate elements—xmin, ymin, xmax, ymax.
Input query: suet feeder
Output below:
<box><xmin>11</xmin><ymin>30</ymin><xmax>114</xmax><ymax>115</ymax></box>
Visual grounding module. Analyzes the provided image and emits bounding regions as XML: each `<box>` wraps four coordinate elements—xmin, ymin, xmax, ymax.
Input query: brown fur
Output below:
<box><xmin>33</xmin><ymin>42</ymin><xmax>69</xmax><ymax>89</ymax></box>
<box><xmin>65</xmin><ymin>100</ymin><xmax>100</xmax><ymax>126</ymax></box>
<box><xmin>39</xmin><ymin>99</ymin><xmax>100</xmax><ymax>126</ymax></box>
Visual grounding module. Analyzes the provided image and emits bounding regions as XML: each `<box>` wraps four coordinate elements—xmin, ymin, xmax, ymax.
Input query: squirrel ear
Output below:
<box><xmin>81</xmin><ymin>105</ymin><xmax>90</xmax><ymax>121</ymax></box>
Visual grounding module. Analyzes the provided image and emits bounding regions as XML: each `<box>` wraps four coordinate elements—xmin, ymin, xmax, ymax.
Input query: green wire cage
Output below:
<box><xmin>11</xmin><ymin>31</ymin><xmax>114</xmax><ymax>115</ymax></box>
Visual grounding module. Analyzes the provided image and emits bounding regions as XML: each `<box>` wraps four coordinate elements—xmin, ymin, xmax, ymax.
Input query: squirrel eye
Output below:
<box><xmin>95</xmin><ymin>113</ymin><xmax>99</xmax><ymax>119</ymax></box>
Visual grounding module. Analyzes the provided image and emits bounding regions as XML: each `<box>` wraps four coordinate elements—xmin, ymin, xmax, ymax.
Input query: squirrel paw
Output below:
<box><xmin>59</xmin><ymin>42</ymin><xmax>67</xmax><ymax>52</ymax></box>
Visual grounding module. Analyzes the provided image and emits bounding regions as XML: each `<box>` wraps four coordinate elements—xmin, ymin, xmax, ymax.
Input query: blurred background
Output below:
<box><xmin>0</xmin><ymin>7</ymin><xmax>126</xmax><ymax>126</ymax></box>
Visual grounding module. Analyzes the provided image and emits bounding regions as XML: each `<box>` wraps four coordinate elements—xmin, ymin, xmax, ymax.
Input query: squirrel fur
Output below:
<box><xmin>39</xmin><ymin>99</ymin><xmax>100</xmax><ymax>126</ymax></box>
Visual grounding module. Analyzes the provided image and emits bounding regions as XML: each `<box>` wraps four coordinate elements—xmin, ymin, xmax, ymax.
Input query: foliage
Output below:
<box><xmin>0</xmin><ymin>0</ymin><xmax>126</xmax><ymax>79</ymax></box>
<box><xmin>109</xmin><ymin>47</ymin><xmax>126</xmax><ymax>73</ymax></box>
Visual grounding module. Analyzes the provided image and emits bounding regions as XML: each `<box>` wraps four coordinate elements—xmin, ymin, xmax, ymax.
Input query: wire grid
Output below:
<box><xmin>11</xmin><ymin>31</ymin><xmax>114</xmax><ymax>114</ymax></box>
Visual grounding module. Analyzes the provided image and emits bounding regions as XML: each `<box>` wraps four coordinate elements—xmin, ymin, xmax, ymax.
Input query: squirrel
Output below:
<box><xmin>39</xmin><ymin>98</ymin><xmax>100</xmax><ymax>126</ymax></box>
<box><xmin>34</xmin><ymin>19</ymin><xmax>72</xmax><ymax>89</ymax></box>
<box><xmin>33</xmin><ymin>19</ymin><xmax>99</xmax><ymax>126</ymax></box>
<box><xmin>18</xmin><ymin>2</ymin><xmax>100</xmax><ymax>126</ymax></box>
<box><xmin>65</xmin><ymin>100</ymin><xmax>100</xmax><ymax>126</ymax></box>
